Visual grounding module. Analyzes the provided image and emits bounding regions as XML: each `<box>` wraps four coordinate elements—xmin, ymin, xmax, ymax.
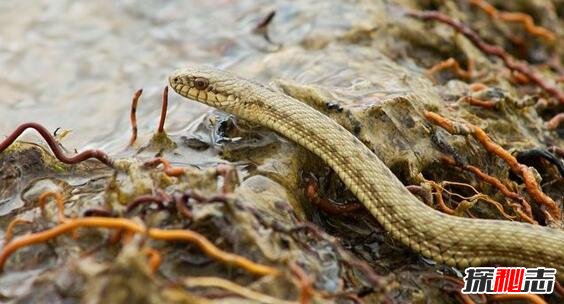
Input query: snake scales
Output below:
<box><xmin>169</xmin><ymin>66</ymin><xmax>564</xmax><ymax>281</ymax></box>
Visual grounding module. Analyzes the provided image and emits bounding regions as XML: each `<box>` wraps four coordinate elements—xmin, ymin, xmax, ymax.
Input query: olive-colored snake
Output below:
<box><xmin>169</xmin><ymin>66</ymin><xmax>564</xmax><ymax>281</ymax></box>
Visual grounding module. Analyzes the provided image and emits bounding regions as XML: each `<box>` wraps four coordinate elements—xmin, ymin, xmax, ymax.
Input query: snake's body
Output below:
<box><xmin>169</xmin><ymin>66</ymin><xmax>564</xmax><ymax>281</ymax></box>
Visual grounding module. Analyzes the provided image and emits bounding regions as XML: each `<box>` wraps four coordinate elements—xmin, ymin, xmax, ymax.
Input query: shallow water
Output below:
<box><xmin>0</xmin><ymin>0</ymin><xmax>384</xmax><ymax>159</ymax></box>
<box><xmin>0</xmin><ymin>0</ymin><xmax>282</xmax><ymax>155</ymax></box>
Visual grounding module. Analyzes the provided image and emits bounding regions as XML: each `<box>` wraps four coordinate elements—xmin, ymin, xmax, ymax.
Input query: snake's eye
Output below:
<box><xmin>194</xmin><ymin>78</ymin><xmax>209</xmax><ymax>90</ymax></box>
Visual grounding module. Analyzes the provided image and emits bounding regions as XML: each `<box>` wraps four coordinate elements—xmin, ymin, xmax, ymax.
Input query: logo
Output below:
<box><xmin>461</xmin><ymin>267</ymin><xmax>556</xmax><ymax>294</ymax></box>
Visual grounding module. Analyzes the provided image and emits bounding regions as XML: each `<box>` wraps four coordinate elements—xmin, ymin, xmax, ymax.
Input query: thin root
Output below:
<box><xmin>144</xmin><ymin>157</ymin><xmax>186</xmax><ymax>177</ymax></box>
<box><xmin>461</xmin><ymin>96</ymin><xmax>496</xmax><ymax>109</ymax></box>
<box><xmin>0</xmin><ymin>216</ymin><xmax>278</xmax><ymax>276</ymax></box>
<box><xmin>38</xmin><ymin>191</ymin><xmax>66</xmax><ymax>222</ymax></box>
<box><xmin>143</xmin><ymin>247</ymin><xmax>162</xmax><ymax>273</ymax></box>
<box><xmin>290</xmin><ymin>262</ymin><xmax>315</xmax><ymax>304</ymax></box>
<box><xmin>4</xmin><ymin>219</ymin><xmax>32</xmax><ymax>243</ymax></box>
<box><xmin>129</xmin><ymin>89</ymin><xmax>143</xmax><ymax>146</ymax></box>
<box><xmin>545</xmin><ymin>113</ymin><xmax>564</xmax><ymax>131</ymax></box>
<box><xmin>427</xmin><ymin>57</ymin><xmax>473</xmax><ymax>81</ymax></box>
<box><xmin>441</xmin><ymin>155</ymin><xmax>535</xmax><ymax>223</ymax></box>
<box><xmin>157</xmin><ymin>86</ymin><xmax>168</xmax><ymax>134</ymax></box>
<box><xmin>425</xmin><ymin>111</ymin><xmax>560</xmax><ymax>220</ymax></box>
<box><xmin>469</xmin><ymin>0</ymin><xmax>556</xmax><ymax>42</ymax></box>
<box><xmin>489</xmin><ymin>293</ymin><xmax>547</xmax><ymax>304</ymax></box>
<box><xmin>183</xmin><ymin>276</ymin><xmax>295</xmax><ymax>304</ymax></box>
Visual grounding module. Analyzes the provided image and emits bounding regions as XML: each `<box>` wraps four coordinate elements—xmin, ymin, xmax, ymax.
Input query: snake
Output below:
<box><xmin>169</xmin><ymin>66</ymin><xmax>564</xmax><ymax>281</ymax></box>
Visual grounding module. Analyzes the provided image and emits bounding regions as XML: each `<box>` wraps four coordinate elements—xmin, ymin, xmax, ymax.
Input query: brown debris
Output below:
<box><xmin>407</xmin><ymin>10</ymin><xmax>564</xmax><ymax>105</ymax></box>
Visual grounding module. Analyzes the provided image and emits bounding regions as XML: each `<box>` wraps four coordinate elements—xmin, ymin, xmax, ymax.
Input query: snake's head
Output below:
<box><xmin>169</xmin><ymin>66</ymin><xmax>247</xmax><ymax>111</ymax></box>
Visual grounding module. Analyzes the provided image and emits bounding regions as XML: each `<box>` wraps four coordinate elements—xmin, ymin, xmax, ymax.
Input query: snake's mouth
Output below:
<box><xmin>169</xmin><ymin>79</ymin><xmax>202</xmax><ymax>102</ymax></box>
<box><xmin>168</xmin><ymin>75</ymin><xmax>193</xmax><ymax>99</ymax></box>
<box><xmin>170</xmin><ymin>83</ymin><xmax>192</xmax><ymax>99</ymax></box>
<box><xmin>169</xmin><ymin>75</ymin><xmax>232</xmax><ymax>107</ymax></box>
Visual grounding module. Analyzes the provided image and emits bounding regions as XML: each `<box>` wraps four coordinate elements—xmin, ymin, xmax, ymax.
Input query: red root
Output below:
<box><xmin>0</xmin><ymin>122</ymin><xmax>113</xmax><ymax>167</ymax></box>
